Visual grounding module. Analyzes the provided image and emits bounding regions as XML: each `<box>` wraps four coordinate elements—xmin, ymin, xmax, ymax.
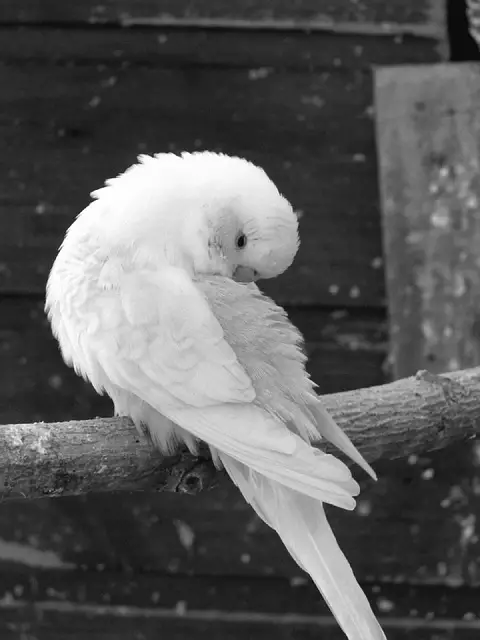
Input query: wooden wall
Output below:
<box><xmin>2</xmin><ymin>2</ymin><xmax>479</xmax><ymax>638</ymax></box>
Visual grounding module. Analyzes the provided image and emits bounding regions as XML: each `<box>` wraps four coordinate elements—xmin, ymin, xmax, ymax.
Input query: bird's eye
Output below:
<box><xmin>235</xmin><ymin>233</ymin><xmax>247</xmax><ymax>249</ymax></box>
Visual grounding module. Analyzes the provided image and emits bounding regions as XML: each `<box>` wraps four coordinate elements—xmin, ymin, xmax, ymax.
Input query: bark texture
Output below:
<box><xmin>1</xmin><ymin>367</ymin><xmax>479</xmax><ymax>501</ymax></box>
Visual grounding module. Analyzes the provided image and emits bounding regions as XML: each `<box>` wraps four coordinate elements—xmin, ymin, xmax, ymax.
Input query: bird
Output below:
<box><xmin>46</xmin><ymin>151</ymin><xmax>386</xmax><ymax>639</ymax></box>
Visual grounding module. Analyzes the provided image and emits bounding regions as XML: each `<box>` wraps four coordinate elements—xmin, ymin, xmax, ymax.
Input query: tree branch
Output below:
<box><xmin>2</xmin><ymin>367</ymin><xmax>480</xmax><ymax>501</ymax></box>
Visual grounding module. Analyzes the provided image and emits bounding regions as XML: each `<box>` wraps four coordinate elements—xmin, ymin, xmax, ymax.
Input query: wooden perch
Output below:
<box><xmin>1</xmin><ymin>367</ymin><xmax>480</xmax><ymax>502</ymax></box>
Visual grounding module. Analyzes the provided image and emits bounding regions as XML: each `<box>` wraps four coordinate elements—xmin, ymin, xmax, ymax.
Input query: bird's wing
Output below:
<box><xmin>88</xmin><ymin>265</ymin><xmax>360</xmax><ymax>507</ymax></box>
<box><xmin>94</xmin><ymin>265</ymin><xmax>255</xmax><ymax>408</ymax></box>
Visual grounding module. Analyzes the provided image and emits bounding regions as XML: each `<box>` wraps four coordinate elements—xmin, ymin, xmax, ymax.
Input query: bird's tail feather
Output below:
<box><xmin>221</xmin><ymin>454</ymin><xmax>387</xmax><ymax>640</ymax></box>
<box><xmin>309</xmin><ymin>401</ymin><xmax>377</xmax><ymax>481</ymax></box>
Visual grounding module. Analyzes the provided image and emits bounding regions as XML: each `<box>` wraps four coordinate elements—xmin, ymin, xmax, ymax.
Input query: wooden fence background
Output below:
<box><xmin>1</xmin><ymin>1</ymin><xmax>479</xmax><ymax>638</ymax></box>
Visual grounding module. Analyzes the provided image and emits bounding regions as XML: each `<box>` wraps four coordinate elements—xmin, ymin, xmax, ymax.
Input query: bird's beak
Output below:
<box><xmin>233</xmin><ymin>265</ymin><xmax>259</xmax><ymax>283</ymax></box>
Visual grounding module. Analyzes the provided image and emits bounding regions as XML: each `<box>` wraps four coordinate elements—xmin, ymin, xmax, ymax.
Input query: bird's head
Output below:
<box><xmin>88</xmin><ymin>151</ymin><xmax>299</xmax><ymax>282</ymax></box>
<box><xmin>179</xmin><ymin>152</ymin><xmax>299</xmax><ymax>282</ymax></box>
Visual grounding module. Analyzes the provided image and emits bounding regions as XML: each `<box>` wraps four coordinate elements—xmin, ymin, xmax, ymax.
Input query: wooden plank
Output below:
<box><xmin>374</xmin><ymin>63</ymin><xmax>480</xmax><ymax>377</ymax></box>
<box><xmin>0</xmin><ymin>26</ymin><xmax>444</xmax><ymax>68</ymax></box>
<box><xmin>0</xmin><ymin>577</ymin><xmax>479</xmax><ymax>640</ymax></box>
<box><xmin>1</xmin><ymin>1</ymin><xmax>447</xmax><ymax>38</ymax></box>
<box><xmin>0</xmin><ymin>28</ymin><xmax>444</xmax><ymax>306</ymax></box>
<box><xmin>2</xmin><ymin>608</ymin><xmax>478</xmax><ymax>640</ymax></box>
<box><xmin>1</xmin><ymin>571</ymin><xmax>479</xmax><ymax>622</ymax></box>
<box><xmin>371</xmin><ymin>63</ymin><xmax>480</xmax><ymax>593</ymax></box>
<box><xmin>0</xmin><ymin>575</ymin><xmax>478</xmax><ymax>640</ymax></box>
<box><xmin>0</xmin><ymin>297</ymin><xmax>387</xmax><ymax>424</ymax></box>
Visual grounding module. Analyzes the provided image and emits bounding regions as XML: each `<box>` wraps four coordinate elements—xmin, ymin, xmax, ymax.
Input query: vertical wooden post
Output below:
<box><xmin>374</xmin><ymin>63</ymin><xmax>480</xmax><ymax>378</ymax></box>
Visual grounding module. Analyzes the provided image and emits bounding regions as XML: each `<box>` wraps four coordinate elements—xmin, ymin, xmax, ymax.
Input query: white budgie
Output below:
<box><xmin>46</xmin><ymin>151</ymin><xmax>386</xmax><ymax>639</ymax></box>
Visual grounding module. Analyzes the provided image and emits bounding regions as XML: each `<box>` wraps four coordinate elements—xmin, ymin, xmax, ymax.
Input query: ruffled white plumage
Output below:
<box><xmin>46</xmin><ymin>257</ymin><xmax>385</xmax><ymax>640</ymax></box>
<box><xmin>46</xmin><ymin>151</ymin><xmax>385</xmax><ymax>639</ymax></box>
